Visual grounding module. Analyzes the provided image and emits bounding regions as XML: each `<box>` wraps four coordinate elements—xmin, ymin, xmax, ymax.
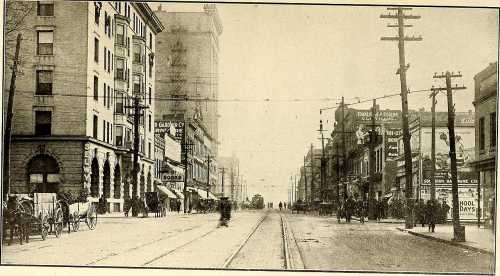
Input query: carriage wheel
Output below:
<box><xmin>40</xmin><ymin>216</ymin><xmax>49</xmax><ymax>241</ymax></box>
<box><xmin>72</xmin><ymin>213</ymin><xmax>80</xmax><ymax>232</ymax></box>
<box><xmin>86</xmin><ymin>205</ymin><xmax>97</xmax><ymax>230</ymax></box>
<box><xmin>54</xmin><ymin>209</ymin><xmax>64</xmax><ymax>238</ymax></box>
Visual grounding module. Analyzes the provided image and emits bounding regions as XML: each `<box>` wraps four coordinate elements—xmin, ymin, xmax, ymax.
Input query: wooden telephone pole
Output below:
<box><xmin>303</xmin><ymin>155</ymin><xmax>309</xmax><ymax>203</ymax></box>
<box><xmin>368</xmin><ymin>99</ymin><xmax>377</xmax><ymax>220</ymax></box>
<box><xmin>429</xmin><ymin>88</ymin><xmax>439</xmax><ymax>201</ymax></box>
<box><xmin>433</xmin><ymin>71</ymin><xmax>466</xmax><ymax>242</ymax></box>
<box><xmin>3</xmin><ymin>34</ymin><xmax>21</xmax><ymax>200</ymax></box>
<box><xmin>381</xmin><ymin>7</ymin><xmax>422</xmax><ymax>229</ymax></box>
<box><xmin>341</xmin><ymin>97</ymin><xmax>347</xmax><ymax>201</ymax></box>
<box><xmin>206</xmin><ymin>155</ymin><xmax>212</xmax><ymax>199</ymax></box>
<box><xmin>318</xmin><ymin>120</ymin><xmax>327</xmax><ymax>202</ymax></box>
<box><xmin>124</xmin><ymin>94</ymin><xmax>149</xmax><ymax>199</ymax></box>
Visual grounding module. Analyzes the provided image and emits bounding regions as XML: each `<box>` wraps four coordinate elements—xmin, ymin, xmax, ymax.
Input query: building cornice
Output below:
<box><xmin>133</xmin><ymin>3</ymin><xmax>165</xmax><ymax>34</ymax></box>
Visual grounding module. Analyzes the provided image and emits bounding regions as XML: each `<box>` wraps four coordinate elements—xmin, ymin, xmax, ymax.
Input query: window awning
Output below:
<box><xmin>208</xmin><ymin>192</ymin><xmax>218</xmax><ymax>200</ymax></box>
<box><xmin>195</xmin><ymin>188</ymin><xmax>208</xmax><ymax>200</ymax></box>
<box><xmin>156</xmin><ymin>185</ymin><xmax>178</xmax><ymax>199</ymax></box>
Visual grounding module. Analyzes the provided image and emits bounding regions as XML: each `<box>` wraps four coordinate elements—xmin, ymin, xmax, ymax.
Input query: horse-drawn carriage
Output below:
<box><xmin>3</xmin><ymin>193</ymin><xmax>64</xmax><ymax>245</ymax></box>
<box><xmin>62</xmin><ymin>200</ymin><xmax>97</xmax><ymax>232</ymax></box>
<box><xmin>145</xmin><ymin>192</ymin><xmax>167</xmax><ymax>217</ymax></box>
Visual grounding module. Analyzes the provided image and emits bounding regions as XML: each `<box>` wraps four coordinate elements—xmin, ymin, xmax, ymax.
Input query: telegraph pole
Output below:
<box><xmin>3</xmin><ymin>34</ymin><xmax>21</xmax><ymax>200</ymax></box>
<box><xmin>319</xmin><ymin>120</ymin><xmax>327</xmax><ymax>202</ymax></box>
<box><xmin>125</xmin><ymin>94</ymin><xmax>149</xmax><ymax>200</ymax></box>
<box><xmin>434</xmin><ymin>71</ymin><xmax>466</xmax><ymax>242</ymax></box>
<box><xmin>381</xmin><ymin>7</ymin><xmax>422</xmax><ymax>229</ymax></box>
<box><xmin>341</xmin><ymin>97</ymin><xmax>347</xmax><ymax>201</ymax></box>
<box><xmin>206</xmin><ymin>155</ymin><xmax>212</xmax><ymax>199</ymax></box>
<box><xmin>429</xmin><ymin>88</ymin><xmax>439</xmax><ymax>201</ymax></box>
<box><xmin>368</xmin><ymin>99</ymin><xmax>377</xmax><ymax>220</ymax></box>
<box><xmin>303</xmin><ymin>156</ymin><xmax>308</xmax><ymax>203</ymax></box>
<box><xmin>220</xmin><ymin>167</ymin><xmax>225</xmax><ymax>196</ymax></box>
<box><xmin>335</xmin><ymin>143</ymin><xmax>340</xmax><ymax>205</ymax></box>
<box><xmin>181</xmin><ymin>122</ymin><xmax>194</xmax><ymax>213</ymax></box>
<box><xmin>310</xmin><ymin>144</ymin><xmax>315</xmax><ymax>202</ymax></box>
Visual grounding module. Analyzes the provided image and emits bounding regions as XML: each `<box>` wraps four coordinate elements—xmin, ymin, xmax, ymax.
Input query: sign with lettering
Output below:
<box><xmin>355</xmin><ymin>110</ymin><xmax>401</xmax><ymax>124</ymax></box>
<box><xmin>419</xmin><ymin>186</ymin><xmax>481</xmax><ymax>221</ymax></box>
<box><xmin>385</xmin><ymin>128</ymin><xmax>402</xmax><ymax>159</ymax></box>
<box><xmin>155</xmin><ymin>121</ymin><xmax>184</xmax><ymax>140</ymax></box>
<box><xmin>161</xmin><ymin>173</ymin><xmax>184</xmax><ymax>182</ymax></box>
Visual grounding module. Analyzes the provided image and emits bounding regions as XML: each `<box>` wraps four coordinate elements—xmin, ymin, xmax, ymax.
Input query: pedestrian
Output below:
<box><xmin>358</xmin><ymin>199</ymin><xmax>365</xmax><ymax>224</ymax></box>
<box><xmin>345</xmin><ymin>196</ymin><xmax>355</xmax><ymax>223</ymax></box>
<box><xmin>441</xmin><ymin>201</ymin><xmax>450</xmax><ymax>223</ymax></box>
<box><xmin>279</xmin><ymin>201</ymin><xmax>283</xmax><ymax>211</ymax></box>
<box><xmin>426</xmin><ymin>200</ymin><xmax>436</xmax><ymax>233</ymax></box>
<box><xmin>218</xmin><ymin>197</ymin><xmax>232</xmax><ymax>227</ymax></box>
<box><xmin>337</xmin><ymin>200</ymin><xmax>344</xmax><ymax>223</ymax></box>
<box><xmin>417</xmin><ymin>199</ymin><xmax>426</xmax><ymax>227</ymax></box>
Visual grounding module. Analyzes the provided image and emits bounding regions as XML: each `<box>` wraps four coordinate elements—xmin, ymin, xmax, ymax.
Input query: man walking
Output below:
<box><xmin>345</xmin><ymin>196</ymin><xmax>355</xmax><ymax>223</ymax></box>
<box><xmin>426</xmin><ymin>200</ymin><xmax>436</xmax><ymax>233</ymax></box>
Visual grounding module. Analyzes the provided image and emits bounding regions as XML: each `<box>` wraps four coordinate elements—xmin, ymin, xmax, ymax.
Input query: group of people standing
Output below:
<box><xmin>278</xmin><ymin>201</ymin><xmax>288</xmax><ymax>211</ymax></box>
<box><xmin>337</xmin><ymin>196</ymin><xmax>388</xmax><ymax>223</ymax></box>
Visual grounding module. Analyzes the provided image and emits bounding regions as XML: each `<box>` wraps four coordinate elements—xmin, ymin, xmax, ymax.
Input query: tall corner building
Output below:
<box><xmin>4</xmin><ymin>1</ymin><xmax>164</xmax><ymax>211</ymax></box>
<box><xmin>154</xmin><ymin>4</ymin><xmax>222</xmax><ymax>195</ymax></box>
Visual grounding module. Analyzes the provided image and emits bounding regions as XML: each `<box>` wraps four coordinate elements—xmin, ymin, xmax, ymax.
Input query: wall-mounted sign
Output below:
<box><xmin>155</xmin><ymin>121</ymin><xmax>184</xmax><ymax>141</ymax></box>
<box><xmin>385</xmin><ymin>128</ymin><xmax>402</xmax><ymax>159</ymax></box>
<box><xmin>355</xmin><ymin>110</ymin><xmax>401</xmax><ymax>124</ymax></box>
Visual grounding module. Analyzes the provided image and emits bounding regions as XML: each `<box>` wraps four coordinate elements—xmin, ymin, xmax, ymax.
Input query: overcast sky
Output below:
<box><xmin>151</xmin><ymin>3</ymin><xmax>498</xmax><ymax>204</ymax></box>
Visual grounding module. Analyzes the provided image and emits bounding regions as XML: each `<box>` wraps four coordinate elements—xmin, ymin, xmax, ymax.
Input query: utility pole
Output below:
<box><xmin>429</xmin><ymin>88</ymin><xmax>439</xmax><ymax>201</ymax></box>
<box><xmin>180</xmin><ymin>122</ymin><xmax>194</xmax><ymax>213</ymax></box>
<box><xmin>335</xmin><ymin>143</ymin><xmax>340</xmax><ymax>205</ymax></box>
<box><xmin>206</xmin><ymin>155</ymin><xmax>212</xmax><ymax>199</ymax></box>
<box><xmin>310</xmin><ymin>144</ymin><xmax>315</xmax><ymax>202</ymax></box>
<box><xmin>368</xmin><ymin>99</ymin><xmax>377</xmax><ymax>220</ymax></box>
<box><xmin>303</xmin><ymin>156</ymin><xmax>308</xmax><ymax>203</ymax></box>
<box><xmin>381</xmin><ymin>7</ymin><xmax>422</xmax><ymax>229</ymax></box>
<box><xmin>341</xmin><ymin>97</ymin><xmax>347</xmax><ymax>201</ymax></box>
<box><xmin>3</xmin><ymin>34</ymin><xmax>21</xmax><ymax>200</ymax></box>
<box><xmin>220</xmin><ymin>167</ymin><xmax>225</xmax><ymax>197</ymax></box>
<box><xmin>125</xmin><ymin>93</ymin><xmax>149</xmax><ymax>200</ymax></box>
<box><xmin>433</xmin><ymin>71</ymin><xmax>466</xmax><ymax>242</ymax></box>
<box><xmin>319</xmin><ymin>120</ymin><xmax>327</xmax><ymax>202</ymax></box>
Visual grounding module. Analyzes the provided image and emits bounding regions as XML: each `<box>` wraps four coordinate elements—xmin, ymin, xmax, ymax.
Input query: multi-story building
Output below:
<box><xmin>472</xmin><ymin>62</ymin><xmax>497</xmax><ymax>228</ymax></box>
<box><xmin>330</xmin><ymin>105</ymin><xmax>402</xmax><ymax>201</ymax></box>
<box><xmin>154</xmin><ymin>4</ymin><xmax>222</xmax><ymax>202</ymax></box>
<box><xmin>395</xmin><ymin>110</ymin><xmax>477</xmax><ymax>220</ymax></box>
<box><xmin>5</xmin><ymin>1</ymin><xmax>163</xmax><ymax>212</ymax></box>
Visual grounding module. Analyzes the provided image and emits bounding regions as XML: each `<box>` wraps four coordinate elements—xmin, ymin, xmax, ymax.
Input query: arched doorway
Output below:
<box><xmin>103</xmin><ymin>160</ymin><xmax>111</xmax><ymax>198</ymax></box>
<box><xmin>114</xmin><ymin>164</ymin><xmax>121</xmax><ymax>199</ymax></box>
<box><xmin>147</xmin><ymin>171</ymin><xmax>152</xmax><ymax>193</ymax></box>
<box><xmin>27</xmin><ymin>154</ymin><xmax>60</xmax><ymax>193</ymax></box>
<box><xmin>123</xmin><ymin>174</ymin><xmax>130</xmax><ymax>199</ymax></box>
<box><xmin>90</xmin><ymin>158</ymin><xmax>99</xmax><ymax>197</ymax></box>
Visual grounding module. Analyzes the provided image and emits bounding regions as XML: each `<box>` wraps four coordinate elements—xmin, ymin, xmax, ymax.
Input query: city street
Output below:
<box><xmin>2</xmin><ymin>210</ymin><xmax>494</xmax><ymax>274</ymax></box>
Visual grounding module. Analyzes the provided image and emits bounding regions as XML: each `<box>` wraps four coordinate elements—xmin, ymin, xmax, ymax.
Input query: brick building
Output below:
<box><xmin>4</xmin><ymin>2</ymin><xmax>163</xmax><ymax>212</ymax></box>
<box><xmin>472</xmin><ymin>62</ymin><xmax>497</xmax><ymax>228</ymax></box>
<box><xmin>153</xmin><ymin>4</ymin><xmax>222</xmax><ymax>200</ymax></box>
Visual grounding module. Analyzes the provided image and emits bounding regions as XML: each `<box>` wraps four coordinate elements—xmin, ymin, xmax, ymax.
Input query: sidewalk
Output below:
<box><xmin>396</xmin><ymin>224</ymin><xmax>494</xmax><ymax>255</ymax></box>
<box><xmin>98</xmin><ymin>211</ymin><xmax>217</xmax><ymax>218</ymax></box>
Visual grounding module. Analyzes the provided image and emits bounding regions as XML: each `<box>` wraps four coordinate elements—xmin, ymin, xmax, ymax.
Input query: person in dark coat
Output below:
<box><xmin>441</xmin><ymin>201</ymin><xmax>450</xmax><ymax>223</ymax></box>
<box><xmin>279</xmin><ymin>201</ymin><xmax>283</xmax><ymax>211</ymax></box>
<box><xmin>219</xmin><ymin>197</ymin><xmax>232</xmax><ymax>226</ymax></box>
<box><xmin>426</xmin><ymin>200</ymin><xmax>436</xmax><ymax>233</ymax></box>
<box><xmin>345</xmin><ymin>196</ymin><xmax>355</xmax><ymax>223</ymax></box>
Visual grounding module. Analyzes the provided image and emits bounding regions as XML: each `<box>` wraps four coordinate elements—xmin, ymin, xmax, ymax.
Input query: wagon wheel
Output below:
<box><xmin>72</xmin><ymin>213</ymin><xmax>80</xmax><ymax>232</ymax></box>
<box><xmin>54</xmin><ymin>208</ymin><xmax>64</xmax><ymax>238</ymax></box>
<box><xmin>40</xmin><ymin>215</ymin><xmax>49</xmax><ymax>241</ymax></box>
<box><xmin>86</xmin><ymin>205</ymin><xmax>97</xmax><ymax>230</ymax></box>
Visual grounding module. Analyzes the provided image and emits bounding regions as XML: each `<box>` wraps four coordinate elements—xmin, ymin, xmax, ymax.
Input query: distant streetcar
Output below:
<box><xmin>250</xmin><ymin>194</ymin><xmax>264</xmax><ymax>209</ymax></box>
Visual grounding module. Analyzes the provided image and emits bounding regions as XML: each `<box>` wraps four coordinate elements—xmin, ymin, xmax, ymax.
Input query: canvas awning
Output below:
<box><xmin>195</xmin><ymin>188</ymin><xmax>208</xmax><ymax>200</ymax></box>
<box><xmin>171</xmin><ymin>188</ymin><xmax>185</xmax><ymax>199</ymax></box>
<box><xmin>157</xmin><ymin>185</ymin><xmax>178</xmax><ymax>199</ymax></box>
<box><xmin>208</xmin><ymin>192</ymin><xmax>218</xmax><ymax>200</ymax></box>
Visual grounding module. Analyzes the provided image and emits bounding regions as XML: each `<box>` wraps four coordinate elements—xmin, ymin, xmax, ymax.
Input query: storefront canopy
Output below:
<box><xmin>157</xmin><ymin>185</ymin><xmax>178</xmax><ymax>199</ymax></box>
<box><xmin>170</xmin><ymin>188</ymin><xmax>185</xmax><ymax>199</ymax></box>
<box><xmin>208</xmin><ymin>192</ymin><xmax>218</xmax><ymax>200</ymax></box>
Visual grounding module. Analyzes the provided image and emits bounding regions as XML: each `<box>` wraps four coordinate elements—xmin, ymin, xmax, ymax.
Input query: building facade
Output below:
<box><xmin>153</xmin><ymin>4</ymin><xmax>222</xmax><ymax>202</ymax></box>
<box><xmin>396</xmin><ymin>110</ymin><xmax>478</xmax><ymax>220</ymax></box>
<box><xmin>218</xmin><ymin>155</ymin><xmax>241</xmax><ymax>202</ymax></box>
<box><xmin>5</xmin><ymin>1</ymin><xmax>163</xmax><ymax>212</ymax></box>
<box><xmin>472</xmin><ymin>62</ymin><xmax>497</xmax><ymax>228</ymax></box>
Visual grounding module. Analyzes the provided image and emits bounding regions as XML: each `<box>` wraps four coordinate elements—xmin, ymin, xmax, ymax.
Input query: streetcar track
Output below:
<box><xmin>221</xmin><ymin>211</ymin><xmax>269</xmax><ymax>268</ymax></box>
<box><xmin>142</xmin><ymin>216</ymin><xmax>248</xmax><ymax>266</ymax></box>
<box><xmin>86</xmin><ymin>223</ymin><xmax>206</xmax><ymax>265</ymax></box>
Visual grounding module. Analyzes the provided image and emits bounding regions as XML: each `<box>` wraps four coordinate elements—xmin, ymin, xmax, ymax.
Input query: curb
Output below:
<box><xmin>396</xmin><ymin>227</ymin><xmax>493</xmax><ymax>255</ymax></box>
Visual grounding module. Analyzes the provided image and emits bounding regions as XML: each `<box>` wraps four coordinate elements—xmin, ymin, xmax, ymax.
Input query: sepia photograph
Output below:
<box><xmin>0</xmin><ymin>0</ymin><xmax>498</xmax><ymax>275</ymax></box>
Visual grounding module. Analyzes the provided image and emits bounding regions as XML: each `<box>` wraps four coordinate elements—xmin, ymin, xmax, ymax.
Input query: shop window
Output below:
<box><xmin>35</xmin><ymin>111</ymin><xmax>52</xmax><ymax>136</ymax></box>
<box><xmin>37</xmin><ymin>31</ymin><xmax>53</xmax><ymax>55</ymax></box>
<box><xmin>36</xmin><ymin>70</ymin><xmax>53</xmax><ymax>95</ymax></box>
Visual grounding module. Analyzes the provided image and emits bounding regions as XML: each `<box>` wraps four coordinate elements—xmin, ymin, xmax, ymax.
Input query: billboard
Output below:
<box><xmin>420</xmin><ymin>185</ymin><xmax>481</xmax><ymax>221</ymax></box>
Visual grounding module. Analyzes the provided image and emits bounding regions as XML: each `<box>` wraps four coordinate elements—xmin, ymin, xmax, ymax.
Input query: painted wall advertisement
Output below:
<box><xmin>419</xmin><ymin>127</ymin><xmax>478</xmax><ymax>221</ymax></box>
<box><xmin>155</xmin><ymin>121</ymin><xmax>184</xmax><ymax>141</ymax></box>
